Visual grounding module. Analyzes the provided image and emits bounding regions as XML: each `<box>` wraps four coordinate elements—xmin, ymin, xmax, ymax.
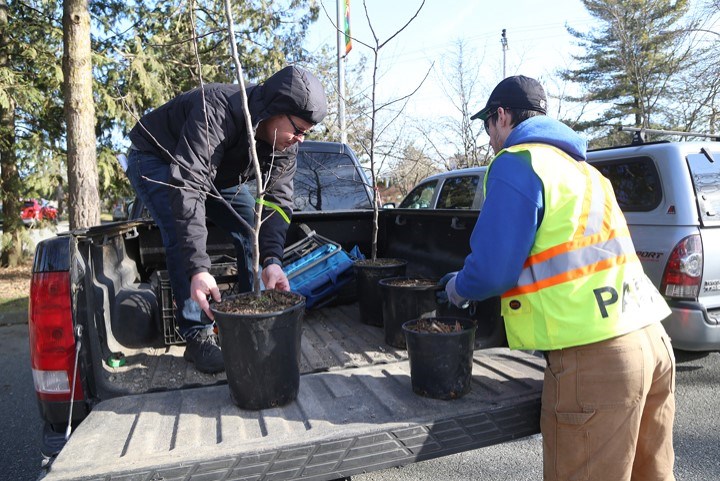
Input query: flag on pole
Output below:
<box><xmin>344</xmin><ymin>0</ymin><xmax>352</xmax><ymax>55</ymax></box>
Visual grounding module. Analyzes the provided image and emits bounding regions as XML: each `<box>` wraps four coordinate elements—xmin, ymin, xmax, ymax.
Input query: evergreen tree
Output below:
<box><xmin>563</xmin><ymin>0</ymin><xmax>691</xmax><ymax>134</ymax></box>
<box><xmin>94</xmin><ymin>0</ymin><xmax>320</xmax><ymax>207</ymax></box>
<box><xmin>64</xmin><ymin>0</ymin><xmax>101</xmax><ymax>229</ymax></box>
<box><xmin>0</xmin><ymin>0</ymin><xmax>321</xmax><ymax>245</ymax></box>
<box><xmin>1</xmin><ymin>0</ymin><xmax>65</xmax><ymax>265</ymax></box>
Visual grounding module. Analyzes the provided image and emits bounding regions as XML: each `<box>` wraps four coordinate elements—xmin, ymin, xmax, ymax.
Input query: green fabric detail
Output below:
<box><xmin>256</xmin><ymin>198</ymin><xmax>290</xmax><ymax>224</ymax></box>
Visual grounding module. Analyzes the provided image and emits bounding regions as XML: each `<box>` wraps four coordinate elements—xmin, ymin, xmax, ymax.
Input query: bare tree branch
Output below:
<box><xmin>376</xmin><ymin>62</ymin><xmax>433</xmax><ymax>113</ymax></box>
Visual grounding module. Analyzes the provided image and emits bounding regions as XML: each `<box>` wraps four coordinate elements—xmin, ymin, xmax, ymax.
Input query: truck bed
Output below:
<box><xmin>45</xmin><ymin>347</ymin><xmax>543</xmax><ymax>481</ymax></box>
<box><xmin>36</xmin><ymin>217</ymin><xmax>542</xmax><ymax>481</ymax></box>
<box><xmin>101</xmin><ymin>303</ymin><xmax>411</xmax><ymax>394</ymax></box>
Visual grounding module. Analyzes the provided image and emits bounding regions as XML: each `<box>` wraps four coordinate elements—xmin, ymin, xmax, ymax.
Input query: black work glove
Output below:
<box><xmin>436</xmin><ymin>272</ymin><xmax>457</xmax><ymax>305</ymax></box>
<box><xmin>437</xmin><ymin>271</ymin><xmax>470</xmax><ymax>308</ymax></box>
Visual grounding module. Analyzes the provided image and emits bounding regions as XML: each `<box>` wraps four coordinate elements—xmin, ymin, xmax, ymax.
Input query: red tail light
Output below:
<box><xmin>660</xmin><ymin>235</ymin><xmax>703</xmax><ymax>300</ymax></box>
<box><xmin>28</xmin><ymin>271</ymin><xmax>84</xmax><ymax>401</ymax></box>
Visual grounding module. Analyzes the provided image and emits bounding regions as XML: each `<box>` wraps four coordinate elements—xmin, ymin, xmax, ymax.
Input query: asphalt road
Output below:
<box><xmin>2</xmin><ymin>320</ymin><xmax>718</xmax><ymax>481</ymax></box>
<box><xmin>353</xmin><ymin>348</ymin><xmax>720</xmax><ymax>481</ymax></box>
<box><xmin>0</xmin><ymin>324</ymin><xmax>44</xmax><ymax>481</ymax></box>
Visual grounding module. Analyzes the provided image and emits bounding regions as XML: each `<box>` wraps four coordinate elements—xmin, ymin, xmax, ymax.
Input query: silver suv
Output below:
<box><xmin>587</xmin><ymin>141</ymin><xmax>720</xmax><ymax>351</ymax></box>
<box><xmin>398</xmin><ymin>142</ymin><xmax>720</xmax><ymax>351</ymax></box>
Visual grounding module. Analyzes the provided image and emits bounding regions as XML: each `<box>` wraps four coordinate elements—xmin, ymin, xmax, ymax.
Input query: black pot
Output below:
<box><xmin>212</xmin><ymin>291</ymin><xmax>305</xmax><ymax>410</ymax></box>
<box><xmin>379</xmin><ymin>277</ymin><xmax>440</xmax><ymax>349</ymax></box>
<box><xmin>402</xmin><ymin>317</ymin><xmax>477</xmax><ymax>400</ymax></box>
<box><xmin>353</xmin><ymin>259</ymin><xmax>407</xmax><ymax>326</ymax></box>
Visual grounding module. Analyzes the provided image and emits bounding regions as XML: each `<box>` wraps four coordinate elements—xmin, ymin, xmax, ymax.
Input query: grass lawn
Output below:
<box><xmin>0</xmin><ymin>263</ymin><xmax>32</xmax><ymax>315</ymax></box>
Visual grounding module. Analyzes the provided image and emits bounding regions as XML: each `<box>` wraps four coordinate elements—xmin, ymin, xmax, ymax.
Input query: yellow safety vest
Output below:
<box><xmin>487</xmin><ymin>143</ymin><xmax>670</xmax><ymax>350</ymax></box>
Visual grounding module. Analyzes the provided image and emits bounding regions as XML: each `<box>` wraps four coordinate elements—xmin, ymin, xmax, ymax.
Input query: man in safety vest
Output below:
<box><xmin>439</xmin><ymin>75</ymin><xmax>675</xmax><ymax>481</ymax></box>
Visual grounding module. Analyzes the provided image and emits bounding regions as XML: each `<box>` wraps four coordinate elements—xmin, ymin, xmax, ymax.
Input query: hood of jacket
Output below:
<box><xmin>248</xmin><ymin>65</ymin><xmax>328</xmax><ymax>126</ymax></box>
<box><xmin>503</xmin><ymin>115</ymin><xmax>587</xmax><ymax>161</ymax></box>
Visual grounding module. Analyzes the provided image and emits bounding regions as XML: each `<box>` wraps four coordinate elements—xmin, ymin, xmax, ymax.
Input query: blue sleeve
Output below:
<box><xmin>454</xmin><ymin>153</ymin><xmax>543</xmax><ymax>301</ymax></box>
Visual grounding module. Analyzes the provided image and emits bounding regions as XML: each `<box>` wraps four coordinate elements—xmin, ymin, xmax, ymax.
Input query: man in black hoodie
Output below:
<box><xmin>126</xmin><ymin>65</ymin><xmax>328</xmax><ymax>374</ymax></box>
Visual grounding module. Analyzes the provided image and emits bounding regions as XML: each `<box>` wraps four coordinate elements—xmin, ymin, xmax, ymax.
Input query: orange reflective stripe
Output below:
<box><xmin>500</xmin><ymin>144</ymin><xmax>638</xmax><ymax>298</ymax></box>
<box><xmin>516</xmin><ymin>229</ymin><xmax>635</xmax><ymax>289</ymax></box>
<box><xmin>601</xmin><ymin>174</ymin><xmax>617</xmax><ymax>236</ymax></box>
<box><xmin>504</xmin><ymin>253</ymin><xmax>638</xmax><ymax>297</ymax></box>
<box><xmin>585</xmin><ymin>165</ymin><xmax>608</xmax><ymax>237</ymax></box>
<box><xmin>524</xmin><ymin>226</ymin><xmax>631</xmax><ymax>268</ymax></box>
<box><xmin>574</xmin><ymin>163</ymin><xmax>594</xmax><ymax>238</ymax></box>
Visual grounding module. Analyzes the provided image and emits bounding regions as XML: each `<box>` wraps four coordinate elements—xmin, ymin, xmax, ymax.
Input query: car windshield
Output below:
<box><xmin>687</xmin><ymin>150</ymin><xmax>720</xmax><ymax>225</ymax></box>
<box><xmin>23</xmin><ymin>201</ymin><xmax>35</xmax><ymax>208</ymax></box>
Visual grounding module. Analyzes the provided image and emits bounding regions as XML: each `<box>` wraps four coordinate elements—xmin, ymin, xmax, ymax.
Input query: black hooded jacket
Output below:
<box><xmin>128</xmin><ymin>65</ymin><xmax>327</xmax><ymax>279</ymax></box>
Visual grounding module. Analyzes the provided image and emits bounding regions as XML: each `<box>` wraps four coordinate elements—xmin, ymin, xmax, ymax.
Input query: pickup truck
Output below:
<box><xmin>28</xmin><ymin>141</ymin><xmax>542</xmax><ymax>481</ymax></box>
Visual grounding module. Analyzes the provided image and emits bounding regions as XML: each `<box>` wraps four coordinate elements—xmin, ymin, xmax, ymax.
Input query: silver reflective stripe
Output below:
<box><xmin>516</xmin><ymin>235</ymin><xmax>635</xmax><ymax>287</ymax></box>
<box><xmin>583</xmin><ymin>166</ymin><xmax>607</xmax><ymax>237</ymax></box>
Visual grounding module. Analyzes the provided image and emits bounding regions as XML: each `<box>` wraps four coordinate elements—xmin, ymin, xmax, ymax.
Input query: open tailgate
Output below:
<box><xmin>44</xmin><ymin>349</ymin><xmax>543</xmax><ymax>481</ymax></box>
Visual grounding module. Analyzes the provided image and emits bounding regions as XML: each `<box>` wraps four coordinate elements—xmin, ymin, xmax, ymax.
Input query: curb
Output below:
<box><xmin>0</xmin><ymin>310</ymin><xmax>28</xmax><ymax>326</ymax></box>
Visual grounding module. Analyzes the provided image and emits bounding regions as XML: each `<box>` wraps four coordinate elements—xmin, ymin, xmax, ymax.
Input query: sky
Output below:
<box><xmin>304</xmin><ymin>0</ymin><xmax>600</xmax><ymax>125</ymax></box>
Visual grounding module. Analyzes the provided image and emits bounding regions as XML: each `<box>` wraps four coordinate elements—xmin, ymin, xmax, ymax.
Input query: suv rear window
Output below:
<box><xmin>294</xmin><ymin>150</ymin><xmax>372</xmax><ymax>211</ymax></box>
<box><xmin>592</xmin><ymin>157</ymin><xmax>662</xmax><ymax>212</ymax></box>
<box><xmin>436</xmin><ymin>175</ymin><xmax>480</xmax><ymax>209</ymax></box>
<box><xmin>687</xmin><ymin>150</ymin><xmax>720</xmax><ymax>225</ymax></box>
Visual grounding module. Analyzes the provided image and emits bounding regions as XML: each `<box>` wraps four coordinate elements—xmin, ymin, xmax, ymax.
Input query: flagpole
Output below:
<box><xmin>337</xmin><ymin>0</ymin><xmax>347</xmax><ymax>144</ymax></box>
<box><xmin>501</xmin><ymin>29</ymin><xmax>508</xmax><ymax>79</ymax></box>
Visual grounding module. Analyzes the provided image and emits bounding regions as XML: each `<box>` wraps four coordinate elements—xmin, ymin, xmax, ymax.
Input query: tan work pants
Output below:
<box><xmin>541</xmin><ymin>322</ymin><xmax>676</xmax><ymax>481</ymax></box>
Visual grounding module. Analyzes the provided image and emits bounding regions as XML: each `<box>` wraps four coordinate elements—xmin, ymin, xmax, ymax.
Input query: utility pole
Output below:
<box><xmin>336</xmin><ymin>0</ymin><xmax>347</xmax><ymax>144</ymax></box>
<box><xmin>501</xmin><ymin>29</ymin><xmax>508</xmax><ymax>79</ymax></box>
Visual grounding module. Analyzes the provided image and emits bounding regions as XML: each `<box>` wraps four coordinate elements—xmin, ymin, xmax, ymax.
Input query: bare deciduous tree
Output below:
<box><xmin>434</xmin><ymin>39</ymin><xmax>487</xmax><ymax>168</ymax></box>
<box><xmin>387</xmin><ymin>143</ymin><xmax>440</xmax><ymax>198</ymax></box>
<box><xmin>322</xmin><ymin>0</ymin><xmax>430</xmax><ymax>260</ymax></box>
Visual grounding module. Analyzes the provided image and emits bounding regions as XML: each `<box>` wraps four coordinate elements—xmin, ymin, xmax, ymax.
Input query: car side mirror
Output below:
<box><xmin>382</xmin><ymin>202</ymin><xmax>396</xmax><ymax>209</ymax></box>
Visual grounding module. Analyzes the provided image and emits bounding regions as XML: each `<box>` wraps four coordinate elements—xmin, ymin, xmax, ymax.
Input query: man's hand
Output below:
<box><xmin>190</xmin><ymin>271</ymin><xmax>221</xmax><ymax>320</ymax></box>
<box><xmin>436</xmin><ymin>272</ymin><xmax>457</xmax><ymax>305</ymax></box>
<box><xmin>262</xmin><ymin>263</ymin><xmax>290</xmax><ymax>291</ymax></box>
<box><xmin>437</xmin><ymin>271</ymin><xmax>470</xmax><ymax>309</ymax></box>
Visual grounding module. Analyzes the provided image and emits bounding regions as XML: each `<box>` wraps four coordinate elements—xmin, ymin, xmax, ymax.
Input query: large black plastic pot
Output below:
<box><xmin>353</xmin><ymin>258</ymin><xmax>407</xmax><ymax>327</ymax></box>
<box><xmin>211</xmin><ymin>291</ymin><xmax>305</xmax><ymax>410</ymax></box>
<box><xmin>402</xmin><ymin>317</ymin><xmax>477</xmax><ymax>400</ymax></box>
<box><xmin>437</xmin><ymin>297</ymin><xmax>508</xmax><ymax>349</ymax></box>
<box><xmin>379</xmin><ymin>277</ymin><xmax>440</xmax><ymax>349</ymax></box>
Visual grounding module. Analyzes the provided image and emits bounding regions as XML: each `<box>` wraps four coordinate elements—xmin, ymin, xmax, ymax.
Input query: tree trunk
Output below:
<box><xmin>63</xmin><ymin>0</ymin><xmax>100</xmax><ymax>229</ymax></box>
<box><xmin>0</xmin><ymin>0</ymin><xmax>25</xmax><ymax>267</ymax></box>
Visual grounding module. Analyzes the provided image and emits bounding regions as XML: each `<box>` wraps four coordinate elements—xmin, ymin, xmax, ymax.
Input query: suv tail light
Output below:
<box><xmin>28</xmin><ymin>271</ymin><xmax>84</xmax><ymax>401</ymax></box>
<box><xmin>660</xmin><ymin>235</ymin><xmax>703</xmax><ymax>300</ymax></box>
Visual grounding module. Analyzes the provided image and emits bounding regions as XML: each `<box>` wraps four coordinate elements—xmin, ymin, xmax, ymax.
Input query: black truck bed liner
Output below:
<box><xmin>44</xmin><ymin>349</ymin><xmax>543</xmax><ymax>481</ymax></box>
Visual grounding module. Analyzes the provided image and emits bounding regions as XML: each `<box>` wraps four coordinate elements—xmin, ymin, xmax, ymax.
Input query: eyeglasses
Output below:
<box><xmin>286</xmin><ymin>114</ymin><xmax>312</xmax><ymax>137</ymax></box>
<box><xmin>483</xmin><ymin>110</ymin><xmax>499</xmax><ymax>135</ymax></box>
